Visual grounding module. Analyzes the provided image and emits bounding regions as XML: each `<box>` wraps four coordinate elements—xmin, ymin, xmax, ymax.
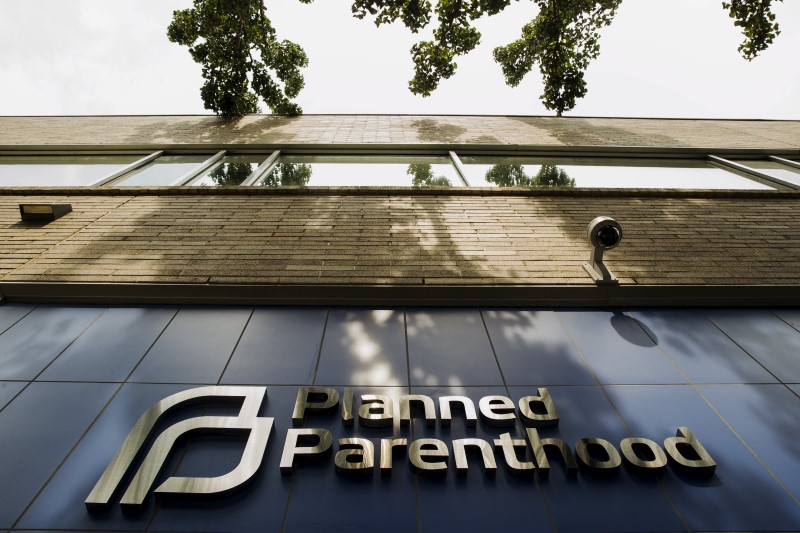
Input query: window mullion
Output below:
<box><xmin>768</xmin><ymin>155</ymin><xmax>800</xmax><ymax>171</ymax></box>
<box><xmin>708</xmin><ymin>155</ymin><xmax>799</xmax><ymax>190</ymax></box>
<box><xmin>449</xmin><ymin>151</ymin><xmax>470</xmax><ymax>186</ymax></box>
<box><xmin>241</xmin><ymin>150</ymin><xmax>281</xmax><ymax>186</ymax></box>
<box><xmin>90</xmin><ymin>151</ymin><xmax>163</xmax><ymax>186</ymax></box>
<box><xmin>173</xmin><ymin>151</ymin><xmax>227</xmax><ymax>186</ymax></box>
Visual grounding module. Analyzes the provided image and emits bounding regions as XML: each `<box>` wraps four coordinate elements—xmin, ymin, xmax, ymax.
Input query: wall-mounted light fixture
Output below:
<box><xmin>583</xmin><ymin>216</ymin><xmax>622</xmax><ymax>285</ymax></box>
<box><xmin>19</xmin><ymin>203</ymin><xmax>72</xmax><ymax>222</ymax></box>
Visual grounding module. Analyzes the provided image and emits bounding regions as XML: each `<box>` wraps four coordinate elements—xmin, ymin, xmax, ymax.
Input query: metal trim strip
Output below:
<box><xmin>2</xmin><ymin>282</ymin><xmax>799</xmax><ymax>307</ymax></box>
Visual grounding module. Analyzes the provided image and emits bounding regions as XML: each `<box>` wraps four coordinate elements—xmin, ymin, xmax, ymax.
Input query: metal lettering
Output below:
<box><xmin>575</xmin><ymin>438</ymin><xmax>622</xmax><ymax>475</ymax></box>
<box><xmin>335</xmin><ymin>438</ymin><xmax>374</xmax><ymax>475</ymax></box>
<box><xmin>518</xmin><ymin>388</ymin><xmax>559</xmax><ymax>427</ymax></box>
<box><xmin>85</xmin><ymin>386</ymin><xmax>271</xmax><ymax>512</ymax></box>
<box><xmin>526</xmin><ymin>428</ymin><xmax>577</xmax><ymax>479</ymax></box>
<box><xmin>358</xmin><ymin>394</ymin><xmax>394</xmax><ymax>428</ymax></box>
<box><xmin>620</xmin><ymin>437</ymin><xmax>667</xmax><ymax>474</ymax></box>
<box><xmin>439</xmin><ymin>396</ymin><xmax>477</xmax><ymax>428</ymax></box>
<box><xmin>399</xmin><ymin>394</ymin><xmax>436</xmax><ymax>427</ymax></box>
<box><xmin>341</xmin><ymin>387</ymin><xmax>354</xmax><ymax>427</ymax></box>
<box><xmin>87</xmin><ymin>385</ymin><xmax>715</xmax><ymax>505</ymax></box>
<box><xmin>379</xmin><ymin>438</ymin><xmax>408</xmax><ymax>474</ymax></box>
<box><xmin>453</xmin><ymin>438</ymin><xmax>497</xmax><ymax>475</ymax></box>
<box><xmin>292</xmin><ymin>387</ymin><xmax>340</xmax><ymax>426</ymax></box>
<box><xmin>280</xmin><ymin>428</ymin><xmax>333</xmax><ymax>474</ymax></box>
<box><xmin>409</xmin><ymin>438</ymin><xmax>449</xmax><ymax>473</ymax></box>
<box><xmin>478</xmin><ymin>395</ymin><xmax>516</xmax><ymax>427</ymax></box>
<box><xmin>493</xmin><ymin>432</ymin><xmax>534</xmax><ymax>474</ymax></box>
<box><xmin>663</xmin><ymin>427</ymin><xmax>716</xmax><ymax>476</ymax></box>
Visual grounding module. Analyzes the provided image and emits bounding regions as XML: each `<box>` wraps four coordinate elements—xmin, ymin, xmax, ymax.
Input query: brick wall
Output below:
<box><xmin>3</xmin><ymin>190</ymin><xmax>799</xmax><ymax>286</ymax></box>
<box><xmin>2</xmin><ymin>115</ymin><xmax>799</xmax><ymax>149</ymax></box>
<box><xmin>3</xmin><ymin>115</ymin><xmax>800</xmax><ymax>293</ymax></box>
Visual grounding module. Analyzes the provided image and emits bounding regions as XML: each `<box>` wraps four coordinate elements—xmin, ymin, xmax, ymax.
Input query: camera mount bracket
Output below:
<box><xmin>584</xmin><ymin>216</ymin><xmax>621</xmax><ymax>286</ymax></box>
<box><xmin>583</xmin><ymin>247</ymin><xmax>619</xmax><ymax>285</ymax></box>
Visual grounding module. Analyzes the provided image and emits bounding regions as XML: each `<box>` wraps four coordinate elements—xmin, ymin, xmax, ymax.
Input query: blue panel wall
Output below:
<box><xmin>1</xmin><ymin>306</ymin><xmax>799</xmax><ymax>532</ymax></box>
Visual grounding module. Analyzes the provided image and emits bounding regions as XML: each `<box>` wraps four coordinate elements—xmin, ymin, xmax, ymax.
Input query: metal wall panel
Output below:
<box><xmin>704</xmin><ymin>310</ymin><xmax>800</xmax><ymax>382</ymax></box>
<box><xmin>315</xmin><ymin>309</ymin><xmax>407</xmax><ymax>387</ymax></box>
<box><xmin>221</xmin><ymin>308</ymin><xmax>327</xmax><ymax>386</ymax></box>
<box><xmin>0</xmin><ymin>382</ymin><xmax>117</xmax><ymax>528</ymax></box>
<box><xmin>129</xmin><ymin>307</ymin><xmax>251</xmax><ymax>384</ymax></box>
<box><xmin>0</xmin><ymin>306</ymin><xmax>103</xmax><ymax>380</ymax></box>
<box><xmin>407</xmin><ymin>309</ymin><xmax>503</xmax><ymax>386</ymax></box>
<box><xmin>0</xmin><ymin>305</ymin><xmax>798</xmax><ymax>533</ymax></box>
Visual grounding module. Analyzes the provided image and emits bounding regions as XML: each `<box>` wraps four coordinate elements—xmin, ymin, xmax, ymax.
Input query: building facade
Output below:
<box><xmin>1</xmin><ymin>115</ymin><xmax>800</xmax><ymax>532</ymax></box>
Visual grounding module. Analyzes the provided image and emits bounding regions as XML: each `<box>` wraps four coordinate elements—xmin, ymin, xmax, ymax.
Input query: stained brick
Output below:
<box><xmin>2</xmin><ymin>192</ymin><xmax>800</xmax><ymax>286</ymax></box>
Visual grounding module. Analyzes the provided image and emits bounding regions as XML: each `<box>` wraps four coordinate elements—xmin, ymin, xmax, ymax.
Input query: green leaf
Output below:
<box><xmin>168</xmin><ymin>0</ymin><xmax>310</xmax><ymax>116</ymax></box>
<box><xmin>722</xmin><ymin>0</ymin><xmax>783</xmax><ymax>61</ymax></box>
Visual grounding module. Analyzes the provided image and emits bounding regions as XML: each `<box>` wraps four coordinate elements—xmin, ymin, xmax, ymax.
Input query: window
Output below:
<box><xmin>0</xmin><ymin>151</ymin><xmax>791</xmax><ymax>191</ymax></box>
<box><xmin>189</xmin><ymin>155</ymin><xmax>268</xmax><ymax>187</ymax></box>
<box><xmin>112</xmin><ymin>155</ymin><xmax>212</xmax><ymax>186</ymax></box>
<box><xmin>458</xmin><ymin>156</ymin><xmax>775</xmax><ymax>190</ymax></box>
<box><xmin>0</xmin><ymin>155</ymin><xmax>141</xmax><ymax>186</ymax></box>
<box><xmin>255</xmin><ymin>155</ymin><xmax>463</xmax><ymax>187</ymax></box>
<box><xmin>731</xmin><ymin>160</ymin><xmax>800</xmax><ymax>188</ymax></box>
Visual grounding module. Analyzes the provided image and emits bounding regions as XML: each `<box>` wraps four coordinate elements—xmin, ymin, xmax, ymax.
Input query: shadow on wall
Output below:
<box><xmin>125</xmin><ymin>116</ymin><xmax>502</xmax><ymax>146</ymax></box>
<box><xmin>511</xmin><ymin>117</ymin><xmax>686</xmax><ymax>147</ymax></box>
<box><xmin>124</xmin><ymin>116</ymin><xmax>296</xmax><ymax>145</ymax></box>
<box><xmin>10</xmin><ymin>190</ymin><xmax>800</xmax><ymax>287</ymax></box>
<box><xmin>0</xmin><ymin>192</ymin><xmax>623</xmax><ymax>285</ymax></box>
<box><xmin>410</xmin><ymin>118</ymin><xmax>501</xmax><ymax>144</ymax></box>
<box><xmin>611</xmin><ymin>312</ymin><xmax>658</xmax><ymax>347</ymax></box>
<box><xmin>326</xmin><ymin>308</ymin><xmax>407</xmax><ymax>387</ymax></box>
<box><xmin>8</xmin><ymin>193</ymin><xmax>509</xmax><ymax>284</ymax></box>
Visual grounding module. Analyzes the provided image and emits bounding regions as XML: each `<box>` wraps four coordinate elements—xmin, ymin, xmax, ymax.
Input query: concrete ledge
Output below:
<box><xmin>3</xmin><ymin>282</ymin><xmax>800</xmax><ymax>307</ymax></box>
<box><xmin>1</xmin><ymin>186</ymin><xmax>799</xmax><ymax>198</ymax></box>
<box><xmin>2</xmin><ymin>143</ymin><xmax>799</xmax><ymax>157</ymax></box>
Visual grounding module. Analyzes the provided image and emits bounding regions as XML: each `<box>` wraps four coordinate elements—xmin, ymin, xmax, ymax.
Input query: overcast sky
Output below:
<box><xmin>0</xmin><ymin>0</ymin><xmax>797</xmax><ymax>118</ymax></box>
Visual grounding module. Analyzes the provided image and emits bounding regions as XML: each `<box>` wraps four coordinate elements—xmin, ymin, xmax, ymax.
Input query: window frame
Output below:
<box><xmin>0</xmin><ymin>148</ymin><xmax>797</xmax><ymax>191</ymax></box>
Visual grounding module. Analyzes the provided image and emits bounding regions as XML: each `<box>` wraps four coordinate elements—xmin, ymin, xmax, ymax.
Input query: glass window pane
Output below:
<box><xmin>114</xmin><ymin>155</ymin><xmax>210</xmax><ymax>186</ymax></box>
<box><xmin>189</xmin><ymin>155</ymin><xmax>266</xmax><ymax>186</ymax></box>
<box><xmin>255</xmin><ymin>155</ymin><xmax>462</xmax><ymax>187</ymax></box>
<box><xmin>0</xmin><ymin>155</ymin><xmax>140</xmax><ymax>186</ymax></box>
<box><xmin>459</xmin><ymin>156</ymin><xmax>773</xmax><ymax>190</ymax></box>
<box><xmin>732</xmin><ymin>160</ymin><xmax>800</xmax><ymax>187</ymax></box>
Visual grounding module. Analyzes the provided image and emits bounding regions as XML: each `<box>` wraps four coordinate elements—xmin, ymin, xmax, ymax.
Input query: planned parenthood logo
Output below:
<box><xmin>85</xmin><ymin>386</ymin><xmax>273</xmax><ymax>511</ymax></box>
<box><xmin>86</xmin><ymin>386</ymin><xmax>715</xmax><ymax>511</ymax></box>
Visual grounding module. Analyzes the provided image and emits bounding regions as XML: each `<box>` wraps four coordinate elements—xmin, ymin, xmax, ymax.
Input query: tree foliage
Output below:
<box><xmin>352</xmin><ymin>0</ymin><xmax>434</xmax><ymax>30</ymax></box>
<box><xmin>352</xmin><ymin>0</ymin><xmax>620</xmax><ymax>114</ymax></box>
<box><xmin>533</xmin><ymin>164</ymin><xmax>575</xmax><ymax>187</ymax></box>
<box><xmin>168</xmin><ymin>0</ymin><xmax>312</xmax><ymax>116</ymax></box>
<box><xmin>208</xmin><ymin>162</ymin><xmax>256</xmax><ymax>186</ymax></box>
<box><xmin>494</xmin><ymin>1</ymin><xmax>620</xmax><ymax>116</ymax></box>
<box><xmin>354</xmin><ymin>0</ymin><xmax>511</xmax><ymax>96</ymax></box>
<box><xmin>260</xmin><ymin>162</ymin><xmax>313</xmax><ymax>187</ymax></box>
<box><xmin>723</xmin><ymin>0</ymin><xmax>782</xmax><ymax>60</ymax></box>
<box><xmin>484</xmin><ymin>163</ymin><xmax>575</xmax><ymax>187</ymax></box>
<box><xmin>352</xmin><ymin>0</ymin><xmax>783</xmax><ymax>116</ymax></box>
<box><xmin>407</xmin><ymin>163</ymin><xmax>453</xmax><ymax>187</ymax></box>
<box><xmin>171</xmin><ymin>1</ymin><xmax>786</xmax><ymax>117</ymax></box>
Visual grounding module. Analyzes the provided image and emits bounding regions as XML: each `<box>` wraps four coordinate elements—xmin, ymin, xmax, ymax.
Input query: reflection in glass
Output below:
<box><xmin>259</xmin><ymin>162</ymin><xmax>312</xmax><ymax>187</ymax></box>
<box><xmin>732</xmin><ymin>160</ymin><xmax>800</xmax><ymax>188</ymax></box>
<box><xmin>484</xmin><ymin>163</ymin><xmax>575</xmax><ymax>188</ymax></box>
<box><xmin>190</xmin><ymin>155</ymin><xmax>266</xmax><ymax>186</ymax></box>
<box><xmin>0</xmin><ymin>155</ymin><xmax>140</xmax><ymax>186</ymax></box>
<box><xmin>114</xmin><ymin>155</ymin><xmax>210</xmax><ymax>186</ymax></box>
<box><xmin>460</xmin><ymin>156</ymin><xmax>774</xmax><ymax>190</ymax></box>
<box><xmin>407</xmin><ymin>163</ymin><xmax>452</xmax><ymax>187</ymax></box>
<box><xmin>255</xmin><ymin>155</ymin><xmax>461</xmax><ymax>187</ymax></box>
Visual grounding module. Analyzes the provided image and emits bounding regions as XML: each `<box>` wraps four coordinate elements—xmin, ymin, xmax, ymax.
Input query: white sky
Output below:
<box><xmin>0</xmin><ymin>0</ymin><xmax>797</xmax><ymax>118</ymax></box>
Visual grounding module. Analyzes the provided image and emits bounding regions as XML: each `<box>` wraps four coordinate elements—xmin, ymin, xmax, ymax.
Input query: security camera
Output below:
<box><xmin>583</xmin><ymin>216</ymin><xmax>622</xmax><ymax>285</ymax></box>
<box><xmin>588</xmin><ymin>216</ymin><xmax>622</xmax><ymax>250</ymax></box>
